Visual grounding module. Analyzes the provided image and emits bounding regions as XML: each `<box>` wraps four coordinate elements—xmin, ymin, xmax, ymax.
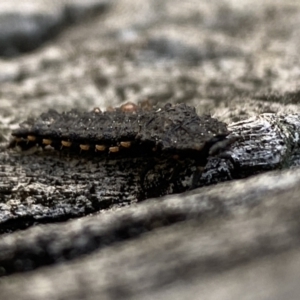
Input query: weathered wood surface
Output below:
<box><xmin>1</xmin><ymin>168</ymin><xmax>300</xmax><ymax>299</ymax></box>
<box><xmin>1</xmin><ymin>112</ymin><xmax>300</xmax><ymax>234</ymax></box>
<box><xmin>1</xmin><ymin>0</ymin><xmax>300</xmax><ymax>299</ymax></box>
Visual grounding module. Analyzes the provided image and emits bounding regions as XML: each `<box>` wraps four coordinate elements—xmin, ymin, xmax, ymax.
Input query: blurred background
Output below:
<box><xmin>1</xmin><ymin>0</ymin><xmax>300</xmax><ymax>128</ymax></box>
<box><xmin>1</xmin><ymin>1</ymin><xmax>300</xmax><ymax>299</ymax></box>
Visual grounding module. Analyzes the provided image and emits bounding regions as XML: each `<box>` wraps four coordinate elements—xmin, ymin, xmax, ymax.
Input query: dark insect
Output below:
<box><xmin>9</xmin><ymin>102</ymin><xmax>230</xmax><ymax>163</ymax></box>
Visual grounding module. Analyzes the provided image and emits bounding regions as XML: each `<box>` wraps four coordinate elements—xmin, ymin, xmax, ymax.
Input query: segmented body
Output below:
<box><xmin>10</xmin><ymin>102</ymin><xmax>229</xmax><ymax>162</ymax></box>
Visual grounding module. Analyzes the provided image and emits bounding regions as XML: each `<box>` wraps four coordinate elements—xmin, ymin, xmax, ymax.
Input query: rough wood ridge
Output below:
<box><xmin>1</xmin><ymin>111</ymin><xmax>300</xmax><ymax>235</ymax></box>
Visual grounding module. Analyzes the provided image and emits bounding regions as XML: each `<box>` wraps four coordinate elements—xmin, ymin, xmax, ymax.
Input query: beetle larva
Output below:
<box><xmin>9</xmin><ymin>102</ymin><xmax>230</xmax><ymax>164</ymax></box>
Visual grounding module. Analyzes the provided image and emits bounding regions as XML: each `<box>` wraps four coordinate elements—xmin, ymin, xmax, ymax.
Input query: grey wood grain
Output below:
<box><xmin>1</xmin><ymin>0</ymin><xmax>300</xmax><ymax>299</ymax></box>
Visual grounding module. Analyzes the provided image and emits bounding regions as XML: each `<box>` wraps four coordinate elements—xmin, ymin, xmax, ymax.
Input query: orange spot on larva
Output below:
<box><xmin>93</xmin><ymin>107</ymin><xmax>101</xmax><ymax>113</ymax></box>
<box><xmin>120</xmin><ymin>141</ymin><xmax>131</xmax><ymax>148</ymax></box>
<box><xmin>109</xmin><ymin>146</ymin><xmax>119</xmax><ymax>153</ymax></box>
<box><xmin>95</xmin><ymin>145</ymin><xmax>106</xmax><ymax>151</ymax></box>
<box><xmin>120</xmin><ymin>102</ymin><xmax>138</xmax><ymax>113</ymax></box>
<box><xmin>80</xmin><ymin>144</ymin><xmax>90</xmax><ymax>151</ymax></box>
<box><xmin>43</xmin><ymin>139</ymin><xmax>52</xmax><ymax>145</ymax></box>
<box><xmin>27</xmin><ymin>135</ymin><xmax>36</xmax><ymax>141</ymax></box>
<box><xmin>61</xmin><ymin>140</ymin><xmax>72</xmax><ymax>147</ymax></box>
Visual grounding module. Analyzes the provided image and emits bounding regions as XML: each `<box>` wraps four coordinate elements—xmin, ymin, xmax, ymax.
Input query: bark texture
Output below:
<box><xmin>1</xmin><ymin>0</ymin><xmax>300</xmax><ymax>299</ymax></box>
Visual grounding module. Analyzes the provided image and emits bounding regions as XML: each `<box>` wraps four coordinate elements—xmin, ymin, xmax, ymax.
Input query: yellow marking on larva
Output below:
<box><xmin>93</xmin><ymin>107</ymin><xmax>101</xmax><ymax>113</ymax></box>
<box><xmin>95</xmin><ymin>145</ymin><xmax>106</xmax><ymax>151</ymax></box>
<box><xmin>61</xmin><ymin>140</ymin><xmax>72</xmax><ymax>147</ymax></box>
<box><xmin>120</xmin><ymin>102</ymin><xmax>138</xmax><ymax>113</ymax></box>
<box><xmin>80</xmin><ymin>144</ymin><xmax>90</xmax><ymax>151</ymax></box>
<box><xmin>27</xmin><ymin>135</ymin><xmax>36</xmax><ymax>141</ymax></box>
<box><xmin>109</xmin><ymin>146</ymin><xmax>119</xmax><ymax>153</ymax></box>
<box><xmin>42</xmin><ymin>139</ymin><xmax>52</xmax><ymax>145</ymax></box>
<box><xmin>120</xmin><ymin>141</ymin><xmax>131</xmax><ymax>148</ymax></box>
